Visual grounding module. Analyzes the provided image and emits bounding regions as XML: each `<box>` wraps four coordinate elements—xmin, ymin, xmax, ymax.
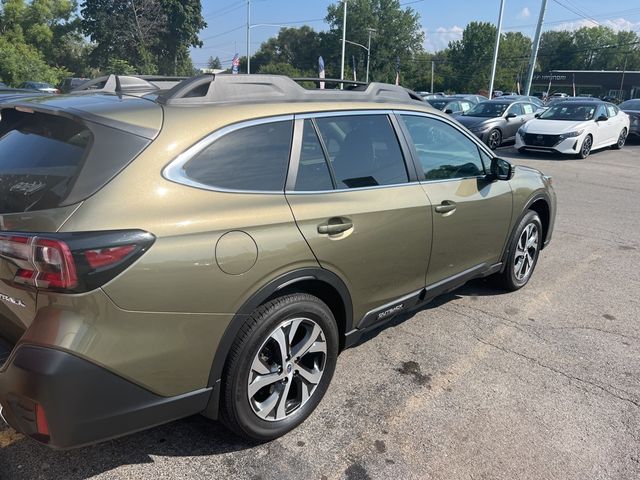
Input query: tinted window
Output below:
<box><xmin>460</xmin><ymin>101</ymin><xmax>473</xmax><ymax>112</ymax></box>
<box><xmin>464</xmin><ymin>102</ymin><xmax>509</xmax><ymax>117</ymax></box>
<box><xmin>596</xmin><ymin>104</ymin><xmax>607</xmax><ymax>119</ymax></box>
<box><xmin>184</xmin><ymin>120</ymin><xmax>293</xmax><ymax>191</ymax></box>
<box><xmin>400</xmin><ymin>115</ymin><xmax>485</xmax><ymax>180</ymax></box>
<box><xmin>508</xmin><ymin>103</ymin><xmax>523</xmax><ymax>115</ymax></box>
<box><xmin>295</xmin><ymin>120</ymin><xmax>333</xmax><ymax>191</ymax></box>
<box><xmin>314</xmin><ymin>115</ymin><xmax>408</xmax><ymax>189</ymax></box>
<box><xmin>0</xmin><ymin>110</ymin><xmax>92</xmax><ymax>213</ymax></box>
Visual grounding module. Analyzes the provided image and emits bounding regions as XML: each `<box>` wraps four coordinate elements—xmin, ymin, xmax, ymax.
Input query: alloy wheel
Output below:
<box><xmin>581</xmin><ymin>136</ymin><xmax>592</xmax><ymax>157</ymax></box>
<box><xmin>617</xmin><ymin>130</ymin><xmax>627</xmax><ymax>148</ymax></box>
<box><xmin>514</xmin><ymin>223</ymin><xmax>539</xmax><ymax>282</ymax></box>
<box><xmin>488</xmin><ymin>130</ymin><xmax>501</xmax><ymax>150</ymax></box>
<box><xmin>247</xmin><ymin>318</ymin><xmax>327</xmax><ymax>421</ymax></box>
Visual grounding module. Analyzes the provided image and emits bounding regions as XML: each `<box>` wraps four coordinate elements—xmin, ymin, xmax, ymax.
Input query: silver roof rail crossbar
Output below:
<box><xmin>70</xmin><ymin>75</ymin><xmax>188</xmax><ymax>96</ymax></box>
<box><xmin>157</xmin><ymin>74</ymin><xmax>424</xmax><ymax>106</ymax></box>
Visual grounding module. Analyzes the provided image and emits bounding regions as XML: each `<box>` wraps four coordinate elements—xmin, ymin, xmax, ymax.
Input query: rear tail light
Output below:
<box><xmin>34</xmin><ymin>403</ymin><xmax>50</xmax><ymax>438</ymax></box>
<box><xmin>0</xmin><ymin>230</ymin><xmax>154</xmax><ymax>293</ymax></box>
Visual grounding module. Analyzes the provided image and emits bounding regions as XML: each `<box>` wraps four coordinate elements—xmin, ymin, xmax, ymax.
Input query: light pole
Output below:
<box><xmin>488</xmin><ymin>0</ymin><xmax>505</xmax><ymax>98</ymax></box>
<box><xmin>340</xmin><ymin>0</ymin><xmax>347</xmax><ymax>88</ymax></box>
<box><xmin>524</xmin><ymin>0</ymin><xmax>548</xmax><ymax>95</ymax></box>
<box><xmin>246</xmin><ymin>0</ymin><xmax>251</xmax><ymax>74</ymax></box>
<box><xmin>344</xmin><ymin>30</ymin><xmax>375</xmax><ymax>83</ymax></box>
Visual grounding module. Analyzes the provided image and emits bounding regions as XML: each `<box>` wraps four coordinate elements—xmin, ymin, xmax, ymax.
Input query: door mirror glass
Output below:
<box><xmin>444</xmin><ymin>109</ymin><xmax>454</xmax><ymax>114</ymax></box>
<box><xmin>490</xmin><ymin>157</ymin><xmax>512</xmax><ymax>181</ymax></box>
<box><xmin>505</xmin><ymin>112</ymin><xmax>517</xmax><ymax>119</ymax></box>
<box><xmin>596</xmin><ymin>114</ymin><xmax>608</xmax><ymax>122</ymax></box>
<box><xmin>534</xmin><ymin>113</ymin><xmax>541</xmax><ymax>118</ymax></box>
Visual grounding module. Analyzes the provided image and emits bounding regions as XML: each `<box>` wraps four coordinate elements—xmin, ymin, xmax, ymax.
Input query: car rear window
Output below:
<box><xmin>0</xmin><ymin>109</ymin><xmax>92</xmax><ymax>213</ymax></box>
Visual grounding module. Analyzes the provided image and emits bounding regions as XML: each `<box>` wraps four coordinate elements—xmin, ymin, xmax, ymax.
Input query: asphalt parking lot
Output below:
<box><xmin>1</xmin><ymin>139</ymin><xmax>639</xmax><ymax>480</ymax></box>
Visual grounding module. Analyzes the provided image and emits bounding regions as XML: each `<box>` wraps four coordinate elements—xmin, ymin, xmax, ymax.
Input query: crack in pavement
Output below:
<box><xmin>471</xmin><ymin>335</ymin><xmax>640</xmax><ymax>409</ymax></box>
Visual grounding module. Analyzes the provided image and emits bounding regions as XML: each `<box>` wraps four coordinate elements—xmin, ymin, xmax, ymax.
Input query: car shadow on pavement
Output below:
<box><xmin>0</xmin><ymin>413</ymin><xmax>261</xmax><ymax>479</ymax></box>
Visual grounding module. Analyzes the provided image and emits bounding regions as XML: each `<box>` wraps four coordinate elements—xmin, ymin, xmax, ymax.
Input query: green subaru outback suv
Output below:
<box><xmin>0</xmin><ymin>74</ymin><xmax>556</xmax><ymax>449</ymax></box>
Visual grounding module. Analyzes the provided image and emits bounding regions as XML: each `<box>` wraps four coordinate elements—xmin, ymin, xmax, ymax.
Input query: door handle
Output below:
<box><xmin>435</xmin><ymin>201</ymin><xmax>457</xmax><ymax>214</ymax></box>
<box><xmin>318</xmin><ymin>219</ymin><xmax>353</xmax><ymax>235</ymax></box>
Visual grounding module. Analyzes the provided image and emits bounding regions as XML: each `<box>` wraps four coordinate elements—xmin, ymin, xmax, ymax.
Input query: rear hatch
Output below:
<box><xmin>0</xmin><ymin>94</ymin><xmax>162</xmax><ymax>345</ymax></box>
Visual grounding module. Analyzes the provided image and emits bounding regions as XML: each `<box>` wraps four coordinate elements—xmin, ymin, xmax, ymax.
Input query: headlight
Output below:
<box><xmin>517</xmin><ymin>127</ymin><xmax>526</xmax><ymax>139</ymax></box>
<box><xmin>469</xmin><ymin>124</ymin><xmax>487</xmax><ymax>132</ymax></box>
<box><xmin>558</xmin><ymin>129</ymin><xmax>584</xmax><ymax>140</ymax></box>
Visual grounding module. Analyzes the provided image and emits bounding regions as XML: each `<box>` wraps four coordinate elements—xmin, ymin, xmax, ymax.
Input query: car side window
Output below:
<box><xmin>460</xmin><ymin>101</ymin><xmax>472</xmax><ymax>112</ymax></box>
<box><xmin>522</xmin><ymin>103</ymin><xmax>534</xmax><ymax>114</ymax></box>
<box><xmin>183</xmin><ymin>120</ymin><xmax>293</xmax><ymax>191</ymax></box>
<box><xmin>596</xmin><ymin>104</ymin><xmax>608</xmax><ymax>118</ymax></box>
<box><xmin>508</xmin><ymin>104</ymin><xmax>523</xmax><ymax>116</ymax></box>
<box><xmin>606</xmin><ymin>104</ymin><xmax>618</xmax><ymax>117</ymax></box>
<box><xmin>314</xmin><ymin>114</ymin><xmax>408</xmax><ymax>189</ymax></box>
<box><xmin>400</xmin><ymin>115</ymin><xmax>485</xmax><ymax>181</ymax></box>
<box><xmin>447</xmin><ymin>101</ymin><xmax>460</xmax><ymax>112</ymax></box>
<box><xmin>295</xmin><ymin>120</ymin><xmax>334</xmax><ymax>191</ymax></box>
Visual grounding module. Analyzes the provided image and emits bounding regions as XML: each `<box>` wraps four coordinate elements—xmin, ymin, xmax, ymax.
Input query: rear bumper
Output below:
<box><xmin>0</xmin><ymin>345</ymin><xmax>211</xmax><ymax>449</ymax></box>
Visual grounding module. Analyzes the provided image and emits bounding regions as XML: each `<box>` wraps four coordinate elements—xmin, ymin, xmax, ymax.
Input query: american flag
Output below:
<box><xmin>232</xmin><ymin>54</ymin><xmax>240</xmax><ymax>74</ymax></box>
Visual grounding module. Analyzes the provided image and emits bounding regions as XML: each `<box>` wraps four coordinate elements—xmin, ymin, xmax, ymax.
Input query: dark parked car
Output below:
<box><xmin>454</xmin><ymin>99</ymin><xmax>539</xmax><ymax>149</ymax></box>
<box><xmin>620</xmin><ymin>99</ymin><xmax>640</xmax><ymax>138</ymax></box>
<box><xmin>59</xmin><ymin>77</ymin><xmax>89</xmax><ymax>93</ymax></box>
<box><xmin>450</xmin><ymin>94</ymin><xmax>489</xmax><ymax>104</ymax></box>
<box><xmin>17</xmin><ymin>81</ymin><xmax>59</xmax><ymax>94</ymax></box>
<box><xmin>426</xmin><ymin>96</ymin><xmax>475</xmax><ymax>115</ymax></box>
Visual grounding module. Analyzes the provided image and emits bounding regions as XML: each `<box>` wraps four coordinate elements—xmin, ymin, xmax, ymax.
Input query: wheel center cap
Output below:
<box><xmin>286</xmin><ymin>363</ymin><xmax>293</xmax><ymax>374</ymax></box>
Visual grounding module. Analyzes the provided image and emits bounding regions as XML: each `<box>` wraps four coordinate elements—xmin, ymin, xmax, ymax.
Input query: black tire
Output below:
<box><xmin>576</xmin><ymin>134</ymin><xmax>592</xmax><ymax>159</ymax></box>
<box><xmin>496</xmin><ymin>210</ymin><xmax>543</xmax><ymax>291</ymax></box>
<box><xmin>612</xmin><ymin>128</ymin><xmax>627</xmax><ymax>150</ymax></box>
<box><xmin>220</xmin><ymin>293</ymin><xmax>339</xmax><ymax>441</ymax></box>
<box><xmin>486</xmin><ymin>129</ymin><xmax>502</xmax><ymax>150</ymax></box>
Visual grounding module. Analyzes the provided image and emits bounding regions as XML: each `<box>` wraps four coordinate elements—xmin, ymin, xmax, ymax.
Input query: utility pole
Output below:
<box><xmin>366</xmin><ymin>28</ymin><xmax>375</xmax><ymax>83</ymax></box>
<box><xmin>524</xmin><ymin>0</ymin><xmax>548</xmax><ymax>95</ymax></box>
<box><xmin>246</xmin><ymin>0</ymin><xmax>251</xmax><ymax>74</ymax></box>
<box><xmin>340</xmin><ymin>0</ymin><xmax>347</xmax><ymax>89</ymax></box>
<box><xmin>488</xmin><ymin>0</ymin><xmax>505</xmax><ymax>99</ymax></box>
<box><xmin>619</xmin><ymin>53</ymin><xmax>629</xmax><ymax>101</ymax></box>
<box><xmin>430</xmin><ymin>60</ymin><xmax>434</xmax><ymax>93</ymax></box>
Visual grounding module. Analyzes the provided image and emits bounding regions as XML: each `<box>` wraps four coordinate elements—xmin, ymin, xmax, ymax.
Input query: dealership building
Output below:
<box><xmin>531</xmin><ymin>70</ymin><xmax>640</xmax><ymax>100</ymax></box>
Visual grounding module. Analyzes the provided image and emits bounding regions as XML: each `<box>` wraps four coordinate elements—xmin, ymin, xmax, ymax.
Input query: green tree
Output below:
<box><xmin>538</xmin><ymin>30</ymin><xmax>575</xmax><ymax>72</ymax></box>
<box><xmin>251</xmin><ymin>25</ymin><xmax>322</xmax><ymax>74</ymax></box>
<box><xmin>448</xmin><ymin>22</ymin><xmax>496</xmax><ymax>93</ymax></box>
<box><xmin>0</xmin><ymin>35</ymin><xmax>69</xmax><ymax>84</ymax></box>
<box><xmin>496</xmin><ymin>32</ymin><xmax>531</xmax><ymax>92</ymax></box>
<box><xmin>158</xmin><ymin>0</ymin><xmax>206</xmax><ymax>75</ymax></box>
<box><xmin>207</xmin><ymin>55</ymin><xmax>222</xmax><ymax>69</ymax></box>
<box><xmin>323</xmin><ymin>0</ymin><xmax>424</xmax><ymax>84</ymax></box>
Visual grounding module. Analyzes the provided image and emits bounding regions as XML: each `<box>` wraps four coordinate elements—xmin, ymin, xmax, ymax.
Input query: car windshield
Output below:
<box><xmin>427</xmin><ymin>99</ymin><xmax>448</xmax><ymax>110</ymax></box>
<box><xmin>32</xmin><ymin>83</ymin><xmax>52</xmax><ymax>88</ymax></box>
<box><xmin>463</xmin><ymin>103</ymin><xmax>508</xmax><ymax>117</ymax></box>
<box><xmin>620</xmin><ymin>99</ymin><xmax>640</xmax><ymax>110</ymax></box>
<box><xmin>539</xmin><ymin>103</ymin><xmax>596</xmax><ymax>121</ymax></box>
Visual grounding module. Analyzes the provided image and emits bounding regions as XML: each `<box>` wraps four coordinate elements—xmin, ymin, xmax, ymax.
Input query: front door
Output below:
<box><xmin>285</xmin><ymin>114</ymin><xmax>432</xmax><ymax>322</ymax></box>
<box><xmin>397</xmin><ymin>113</ymin><xmax>513</xmax><ymax>286</ymax></box>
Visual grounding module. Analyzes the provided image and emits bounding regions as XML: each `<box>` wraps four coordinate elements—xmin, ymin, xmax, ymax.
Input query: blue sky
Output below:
<box><xmin>193</xmin><ymin>0</ymin><xmax>640</xmax><ymax>69</ymax></box>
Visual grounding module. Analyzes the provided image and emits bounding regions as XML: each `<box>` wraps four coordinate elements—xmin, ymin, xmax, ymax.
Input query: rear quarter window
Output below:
<box><xmin>182</xmin><ymin>120</ymin><xmax>293</xmax><ymax>192</ymax></box>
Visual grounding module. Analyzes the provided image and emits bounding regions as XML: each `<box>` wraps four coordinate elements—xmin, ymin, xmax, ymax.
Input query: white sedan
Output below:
<box><xmin>515</xmin><ymin>100</ymin><xmax>630</xmax><ymax>159</ymax></box>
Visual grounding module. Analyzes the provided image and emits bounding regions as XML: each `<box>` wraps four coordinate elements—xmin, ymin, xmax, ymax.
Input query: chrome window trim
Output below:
<box><xmin>162</xmin><ymin>114</ymin><xmax>295</xmax><ymax>194</ymax></box>
<box><xmin>295</xmin><ymin>109</ymin><xmax>394</xmax><ymax>120</ymax></box>
<box><xmin>393</xmin><ymin>109</ymin><xmax>496</xmax><ymax>181</ymax></box>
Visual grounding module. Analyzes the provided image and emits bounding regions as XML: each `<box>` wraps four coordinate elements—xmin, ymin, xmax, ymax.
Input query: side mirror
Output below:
<box><xmin>444</xmin><ymin>109</ymin><xmax>454</xmax><ymax>114</ymax></box>
<box><xmin>489</xmin><ymin>157</ymin><xmax>513</xmax><ymax>181</ymax></box>
<box><xmin>596</xmin><ymin>114</ymin><xmax>608</xmax><ymax>122</ymax></box>
<box><xmin>505</xmin><ymin>112</ymin><xmax>516</xmax><ymax>119</ymax></box>
<box><xmin>534</xmin><ymin>113</ymin><xmax>541</xmax><ymax>118</ymax></box>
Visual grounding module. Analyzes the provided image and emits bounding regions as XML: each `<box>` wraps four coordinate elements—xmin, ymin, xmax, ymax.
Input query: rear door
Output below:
<box><xmin>285</xmin><ymin>113</ymin><xmax>432</xmax><ymax>322</ymax></box>
<box><xmin>504</xmin><ymin>103</ymin><xmax>525</xmax><ymax>140</ymax></box>
<box><xmin>397</xmin><ymin>113</ymin><xmax>512</xmax><ymax>286</ymax></box>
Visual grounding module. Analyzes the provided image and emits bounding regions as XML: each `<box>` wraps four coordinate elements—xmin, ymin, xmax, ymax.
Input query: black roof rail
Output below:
<box><xmin>292</xmin><ymin>77</ymin><xmax>368</xmax><ymax>89</ymax></box>
<box><xmin>156</xmin><ymin>74</ymin><xmax>424</xmax><ymax>106</ymax></box>
<box><xmin>70</xmin><ymin>74</ymin><xmax>187</xmax><ymax>96</ymax></box>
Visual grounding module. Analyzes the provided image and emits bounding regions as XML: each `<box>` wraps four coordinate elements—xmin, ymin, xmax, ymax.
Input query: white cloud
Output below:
<box><xmin>552</xmin><ymin>17</ymin><xmax>640</xmax><ymax>32</ymax></box>
<box><xmin>517</xmin><ymin>7</ymin><xmax>531</xmax><ymax>19</ymax></box>
<box><xmin>424</xmin><ymin>25</ymin><xmax>464</xmax><ymax>52</ymax></box>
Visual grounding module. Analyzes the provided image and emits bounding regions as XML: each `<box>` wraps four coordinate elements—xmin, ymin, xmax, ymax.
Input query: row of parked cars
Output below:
<box><xmin>422</xmin><ymin>92</ymin><xmax>637</xmax><ymax>159</ymax></box>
